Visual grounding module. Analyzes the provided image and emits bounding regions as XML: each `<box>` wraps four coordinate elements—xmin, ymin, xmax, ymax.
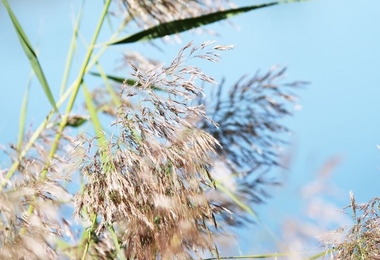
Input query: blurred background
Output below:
<box><xmin>1</xmin><ymin>0</ymin><xmax>380</xmax><ymax>256</ymax></box>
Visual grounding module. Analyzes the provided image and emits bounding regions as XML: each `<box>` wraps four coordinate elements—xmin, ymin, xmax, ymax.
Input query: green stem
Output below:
<box><xmin>63</xmin><ymin>0</ymin><xmax>111</xmax><ymax>118</ymax></box>
<box><xmin>202</xmin><ymin>249</ymin><xmax>333</xmax><ymax>260</ymax></box>
<box><xmin>86</xmin><ymin>16</ymin><xmax>131</xmax><ymax>71</ymax></box>
<box><xmin>44</xmin><ymin>0</ymin><xmax>112</xmax><ymax>178</ymax></box>
<box><xmin>60</xmin><ymin>0</ymin><xmax>86</xmax><ymax>96</ymax></box>
<box><xmin>19</xmin><ymin>0</ymin><xmax>112</xmax><ymax>234</ymax></box>
<box><xmin>107</xmin><ymin>223</ymin><xmax>127</xmax><ymax>260</ymax></box>
<box><xmin>81</xmin><ymin>214</ymin><xmax>98</xmax><ymax>260</ymax></box>
<box><xmin>1</xmin><ymin>84</ymin><xmax>74</xmax><ymax>190</ymax></box>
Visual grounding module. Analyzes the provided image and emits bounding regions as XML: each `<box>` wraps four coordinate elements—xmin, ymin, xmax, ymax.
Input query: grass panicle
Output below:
<box><xmin>325</xmin><ymin>192</ymin><xmax>380</xmax><ymax>259</ymax></box>
<box><xmin>74</xmin><ymin>42</ymin><xmax>233</xmax><ymax>258</ymax></box>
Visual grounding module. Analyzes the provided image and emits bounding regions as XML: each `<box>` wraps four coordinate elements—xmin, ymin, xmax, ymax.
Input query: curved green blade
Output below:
<box><xmin>17</xmin><ymin>83</ymin><xmax>30</xmax><ymax>151</ymax></box>
<box><xmin>215</xmin><ymin>181</ymin><xmax>258</xmax><ymax>221</ymax></box>
<box><xmin>89</xmin><ymin>72</ymin><xmax>164</xmax><ymax>91</ymax></box>
<box><xmin>60</xmin><ymin>0</ymin><xmax>85</xmax><ymax>96</ymax></box>
<box><xmin>2</xmin><ymin>0</ymin><xmax>58</xmax><ymax>112</ymax></box>
<box><xmin>109</xmin><ymin>2</ymin><xmax>278</xmax><ymax>45</ymax></box>
<box><xmin>83</xmin><ymin>83</ymin><xmax>106</xmax><ymax>144</ymax></box>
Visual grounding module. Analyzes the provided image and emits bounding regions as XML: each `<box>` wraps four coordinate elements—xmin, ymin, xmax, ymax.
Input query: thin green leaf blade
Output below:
<box><xmin>109</xmin><ymin>2</ymin><xmax>278</xmax><ymax>45</ymax></box>
<box><xmin>215</xmin><ymin>181</ymin><xmax>258</xmax><ymax>221</ymax></box>
<box><xmin>17</xmin><ymin>83</ymin><xmax>30</xmax><ymax>151</ymax></box>
<box><xmin>65</xmin><ymin>114</ymin><xmax>88</xmax><ymax>128</ymax></box>
<box><xmin>91</xmin><ymin>72</ymin><xmax>135</xmax><ymax>85</ymax></box>
<box><xmin>89</xmin><ymin>72</ymin><xmax>165</xmax><ymax>91</ymax></box>
<box><xmin>95</xmin><ymin>64</ymin><xmax>122</xmax><ymax>107</ymax></box>
<box><xmin>82</xmin><ymin>83</ymin><xmax>106</xmax><ymax>144</ymax></box>
<box><xmin>2</xmin><ymin>0</ymin><xmax>58</xmax><ymax>112</ymax></box>
<box><xmin>60</xmin><ymin>0</ymin><xmax>85</xmax><ymax>96</ymax></box>
<box><xmin>107</xmin><ymin>223</ymin><xmax>127</xmax><ymax>260</ymax></box>
<box><xmin>308</xmin><ymin>249</ymin><xmax>333</xmax><ymax>260</ymax></box>
<box><xmin>203</xmin><ymin>250</ymin><xmax>325</xmax><ymax>260</ymax></box>
<box><xmin>1</xmin><ymin>83</ymin><xmax>76</xmax><ymax>190</ymax></box>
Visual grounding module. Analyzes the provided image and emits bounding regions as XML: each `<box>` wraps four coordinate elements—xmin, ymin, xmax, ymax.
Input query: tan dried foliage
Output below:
<box><xmin>327</xmin><ymin>192</ymin><xmax>380</xmax><ymax>259</ymax></box>
<box><xmin>0</xmin><ymin>129</ymin><xmax>73</xmax><ymax>259</ymax></box>
<box><xmin>75</xmin><ymin>42</ymin><xmax>230</xmax><ymax>259</ymax></box>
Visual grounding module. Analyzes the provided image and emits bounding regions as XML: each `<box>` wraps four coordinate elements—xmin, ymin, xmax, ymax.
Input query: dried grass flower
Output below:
<box><xmin>0</xmin><ymin>127</ymin><xmax>73</xmax><ymax>259</ymax></box>
<box><xmin>326</xmin><ymin>191</ymin><xmax>380</xmax><ymax>259</ymax></box>
<box><xmin>198</xmin><ymin>67</ymin><xmax>307</xmax><ymax>222</ymax></box>
<box><xmin>75</xmin><ymin>42</ymin><xmax>234</xmax><ymax>258</ymax></box>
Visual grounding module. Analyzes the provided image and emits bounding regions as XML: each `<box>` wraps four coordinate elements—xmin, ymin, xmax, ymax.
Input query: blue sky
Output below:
<box><xmin>1</xmin><ymin>0</ymin><xmax>380</xmax><ymax>256</ymax></box>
